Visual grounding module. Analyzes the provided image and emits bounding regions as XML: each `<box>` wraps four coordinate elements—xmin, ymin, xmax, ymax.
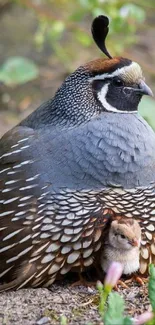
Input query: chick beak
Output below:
<box><xmin>137</xmin><ymin>80</ymin><xmax>154</xmax><ymax>97</ymax></box>
<box><xmin>130</xmin><ymin>238</ymin><xmax>139</xmax><ymax>247</ymax></box>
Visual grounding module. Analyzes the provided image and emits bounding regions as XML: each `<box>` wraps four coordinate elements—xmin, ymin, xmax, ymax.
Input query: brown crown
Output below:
<box><xmin>85</xmin><ymin>57</ymin><xmax>132</xmax><ymax>75</ymax></box>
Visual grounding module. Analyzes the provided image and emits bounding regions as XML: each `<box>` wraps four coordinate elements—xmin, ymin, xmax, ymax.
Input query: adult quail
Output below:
<box><xmin>0</xmin><ymin>15</ymin><xmax>155</xmax><ymax>291</ymax></box>
<box><xmin>101</xmin><ymin>217</ymin><xmax>141</xmax><ymax>275</ymax></box>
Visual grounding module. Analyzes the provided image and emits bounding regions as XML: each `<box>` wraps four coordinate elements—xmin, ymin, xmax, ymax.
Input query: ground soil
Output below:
<box><xmin>0</xmin><ymin>281</ymin><xmax>150</xmax><ymax>325</ymax></box>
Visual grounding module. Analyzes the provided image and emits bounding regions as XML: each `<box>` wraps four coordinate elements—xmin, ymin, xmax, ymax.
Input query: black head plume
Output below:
<box><xmin>91</xmin><ymin>15</ymin><xmax>112</xmax><ymax>59</ymax></box>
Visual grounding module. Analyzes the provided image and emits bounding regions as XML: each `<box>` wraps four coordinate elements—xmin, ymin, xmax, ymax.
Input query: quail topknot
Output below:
<box><xmin>101</xmin><ymin>217</ymin><xmax>141</xmax><ymax>275</ymax></box>
<box><xmin>0</xmin><ymin>15</ymin><xmax>155</xmax><ymax>292</ymax></box>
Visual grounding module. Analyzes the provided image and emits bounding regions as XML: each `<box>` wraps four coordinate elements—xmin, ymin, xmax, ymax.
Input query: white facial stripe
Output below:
<box><xmin>98</xmin><ymin>83</ymin><xmax>118</xmax><ymax>112</ymax></box>
<box><xmin>97</xmin><ymin>83</ymin><xmax>137</xmax><ymax>114</ymax></box>
<box><xmin>89</xmin><ymin>61</ymin><xmax>143</xmax><ymax>83</ymax></box>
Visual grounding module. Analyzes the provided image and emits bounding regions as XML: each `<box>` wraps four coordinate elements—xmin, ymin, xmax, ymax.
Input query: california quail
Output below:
<box><xmin>101</xmin><ymin>217</ymin><xmax>141</xmax><ymax>275</ymax></box>
<box><xmin>0</xmin><ymin>15</ymin><xmax>155</xmax><ymax>291</ymax></box>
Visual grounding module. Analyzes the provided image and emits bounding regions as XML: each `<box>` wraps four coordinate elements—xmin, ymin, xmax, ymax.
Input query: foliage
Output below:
<box><xmin>148</xmin><ymin>265</ymin><xmax>155</xmax><ymax>325</ymax></box>
<box><xmin>60</xmin><ymin>315</ymin><xmax>68</xmax><ymax>325</ymax></box>
<box><xmin>98</xmin><ymin>282</ymin><xmax>133</xmax><ymax>325</ymax></box>
<box><xmin>149</xmin><ymin>264</ymin><xmax>155</xmax><ymax>311</ymax></box>
<box><xmin>97</xmin><ymin>263</ymin><xmax>155</xmax><ymax>325</ymax></box>
<box><xmin>0</xmin><ymin>57</ymin><xmax>39</xmax><ymax>87</ymax></box>
<box><xmin>13</xmin><ymin>0</ymin><xmax>153</xmax><ymax>66</ymax></box>
<box><xmin>139</xmin><ymin>97</ymin><xmax>155</xmax><ymax>131</ymax></box>
<box><xmin>27</xmin><ymin>1</ymin><xmax>146</xmax><ymax>52</ymax></box>
<box><xmin>59</xmin><ymin>263</ymin><xmax>155</xmax><ymax>324</ymax></box>
<box><xmin>104</xmin><ymin>292</ymin><xmax>132</xmax><ymax>325</ymax></box>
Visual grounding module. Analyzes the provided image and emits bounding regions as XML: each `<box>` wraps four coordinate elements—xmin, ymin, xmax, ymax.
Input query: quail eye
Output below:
<box><xmin>92</xmin><ymin>79</ymin><xmax>105</xmax><ymax>92</ymax></box>
<box><xmin>120</xmin><ymin>234</ymin><xmax>125</xmax><ymax>239</ymax></box>
<box><xmin>112</xmin><ymin>78</ymin><xmax>124</xmax><ymax>87</ymax></box>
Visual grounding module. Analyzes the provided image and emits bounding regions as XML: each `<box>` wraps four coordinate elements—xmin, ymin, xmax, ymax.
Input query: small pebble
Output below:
<box><xmin>126</xmin><ymin>292</ymin><xmax>136</xmax><ymax>300</ymax></box>
<box><xmin>52</xmin><ymin>297</ymin><xmax>63</xmax><ymax>303</ymax></box>
<box><xmin>36</xmin><ymin>316</ymin><xmax>51</xmax><ymax>324</ymax></box>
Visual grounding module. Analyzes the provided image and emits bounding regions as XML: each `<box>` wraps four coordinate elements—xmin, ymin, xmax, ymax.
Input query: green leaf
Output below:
<box><xmin>60</xmin><ymin>315</ymin><xmax>68</xmax><ymax>325</ymax></box>
<box><xmin>123</xmin><ymin>317</ymin><xmax>133</xmax><ymax>325</ymax></box>
<box><xmin>0</xmin><ymin>57</ymin><xmax>39</xmax><ymax>86</ymax></box>
<box><xmin>104</xmin><ymin>292</ymin><xmax>125</xmax><ymax>325</ymax></box>
<box><xmin>148</xmin><ymin>264</ymin><xmax>155</xmax><ymax>325</ymax></box>
<box><xmin>148</xmin><ymin>264</ymin><xmax>155</xmax><ymax>312</ymax></box>
<box><xmin>139</xmin><ymin>97</ymin><xmax>155</xmax><ymax>131</ymax></box>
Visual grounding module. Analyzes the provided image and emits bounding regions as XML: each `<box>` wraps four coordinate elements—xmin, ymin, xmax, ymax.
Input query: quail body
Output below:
<box><xmin>101</xmin><ymin>218</ymin><xmax>141</xmax><ymax>275</ymax></box>
<box><xmin>0</xmin><ymin>16</ymin><xmax>155</xmax><ymax>291</ymax></box>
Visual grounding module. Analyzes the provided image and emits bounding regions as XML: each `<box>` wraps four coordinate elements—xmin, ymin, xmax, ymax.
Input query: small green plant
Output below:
<box><xmin>60</xmin><ymin>315</ymin><xmax>68</xmax><ymax>325</ymax></box>
<box><xmin>97</xmin><ymin>262</ymin><xmax>154</xmax><ymax>325</ymax></box>
<box><xmin>147</xmin><ymin>264</ymin><xmax>155</xmax><ymax>325</ymax></box>
<box><xmin>58</xmin><ymin>263</ymin><xmax>155</xmax><ymax>324</ymax></box>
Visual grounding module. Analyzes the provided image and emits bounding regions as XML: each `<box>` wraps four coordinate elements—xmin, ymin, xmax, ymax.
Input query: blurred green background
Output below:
<box><xmin>0</xmin><ymin>0</ymin><xmax>155</xmax><ymax>136</ymax></box>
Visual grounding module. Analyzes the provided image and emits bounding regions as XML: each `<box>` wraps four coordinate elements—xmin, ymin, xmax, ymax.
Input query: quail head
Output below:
<box><xmin>101</xmin><ymin>217</ymin><xmax>141</xmax><ymax>275</ymax></box>
<box><xmin>0</xmin><ymin>16</ymin><xmax>155</xmax><ymax>292</ymax></box>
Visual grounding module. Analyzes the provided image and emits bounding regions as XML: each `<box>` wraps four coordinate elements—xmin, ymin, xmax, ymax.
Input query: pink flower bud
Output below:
<box><xmin>104</xmin><ymin>262</ymin><xmax>123</xmax><ymax>288</ymax></box>
<box><xmin>133</xmin><ymin>311</ymin><xmax>153</xmax><ymax>325</ymax></box>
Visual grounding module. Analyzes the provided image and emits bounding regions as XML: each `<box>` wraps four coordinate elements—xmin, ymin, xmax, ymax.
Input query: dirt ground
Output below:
<box><xmin>0</xmin><ymin>281</ymin><xmax>150</xmax><ymax>325</ymax></box>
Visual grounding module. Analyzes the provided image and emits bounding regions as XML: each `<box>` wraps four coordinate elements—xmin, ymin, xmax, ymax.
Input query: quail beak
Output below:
<box><xmin>137</xmin><ymin>80</ymin><xmax>153</xmax><ymax>97</ymax></box>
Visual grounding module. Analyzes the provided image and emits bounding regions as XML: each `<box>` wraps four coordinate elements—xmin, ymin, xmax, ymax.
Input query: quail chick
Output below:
<box><xmin>101</xmin><ymin>218</ymin><xmax>141</xmax><ymax>276</ymax></box>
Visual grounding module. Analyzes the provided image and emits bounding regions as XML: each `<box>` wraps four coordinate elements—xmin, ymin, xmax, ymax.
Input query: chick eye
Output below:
<box><xmin>120</xmin><ymin>234</ymin><xmax>125</xmax><ymax>239</ymax></box>
<box><xmin>112</xmin><ymin>78</ymin><xmax>124</xmax><ymax>87</ymax></box>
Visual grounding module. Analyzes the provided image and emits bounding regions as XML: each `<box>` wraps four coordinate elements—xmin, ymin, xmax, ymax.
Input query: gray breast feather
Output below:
<box><xmin>1</xmin><ymin>112</ymin><xmax>155</xmax><ymax>190</ymax></box>
<box><xmin>38</xmin><ymin>112</ymin><xmax>155</xmax><ymax>189</ymax></box>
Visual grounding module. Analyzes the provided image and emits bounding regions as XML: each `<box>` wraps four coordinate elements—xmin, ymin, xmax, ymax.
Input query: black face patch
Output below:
<box><xmin>92</xmin><ymin>76</ymin><xmax>142</xmax><ymax>112</ymax></box>
<box><xmin>106</xmin><ymin>79</ymin><xmax>142</xmax><ymax>112</ymax></box>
